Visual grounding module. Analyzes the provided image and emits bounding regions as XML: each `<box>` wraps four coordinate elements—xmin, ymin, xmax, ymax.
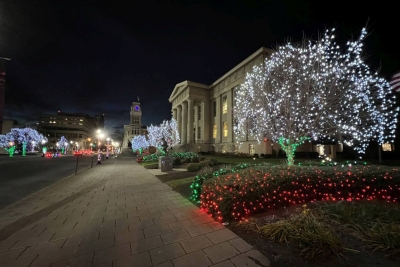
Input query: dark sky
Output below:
<box><xmin>1</xmin><ymin>0</ymin><xmax>399</xmax><ymax>138</ymax></box>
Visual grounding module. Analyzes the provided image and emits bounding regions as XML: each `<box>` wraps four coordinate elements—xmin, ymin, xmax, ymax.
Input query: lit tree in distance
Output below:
<box><xmin>132</xmin><ymin>135</ymin><xmax>148</xmax><ymax>154</ymax></box>
<box><xmin>58</xmin><ymin>136</ymin><xmax>69</xmax><ymax>154</ymax></box>
<box><xmin>10</xmin><ymin>128</ymin><xmax>47</xmax><ymax>156</ymax></box>
<box><xmin>234</xmin><ymin>28</ymin><xmax>398</xmax><ymax>166</ymax></box>
<box><xmin>147</xmin><ymin>118</ymin><xmax>180</xmax><ymax>154</ymax></box>
<box><xmin>0</xmin><ymin>132</ymin><xmax>16</xmax><ymax>157</ymax></box>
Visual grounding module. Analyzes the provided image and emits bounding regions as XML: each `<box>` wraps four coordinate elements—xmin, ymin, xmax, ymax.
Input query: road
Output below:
<box><xmin>0</xmin><ymin>154</ymin><xmax>103</xmax><ymax>209</ymax></box>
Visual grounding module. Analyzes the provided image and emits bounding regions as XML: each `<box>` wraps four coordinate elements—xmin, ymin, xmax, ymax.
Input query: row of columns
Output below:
<box><xmin>173</xmin><ymin>99</ymin><xmax>204</xmax><ymax>145</ymax></box>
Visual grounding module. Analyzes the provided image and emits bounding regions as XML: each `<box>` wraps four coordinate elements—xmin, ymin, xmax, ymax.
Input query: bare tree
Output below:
<box><xmin>234</xmin><ymin>28</ymin><xmax>397</xmax><ymax>165</ymax></box>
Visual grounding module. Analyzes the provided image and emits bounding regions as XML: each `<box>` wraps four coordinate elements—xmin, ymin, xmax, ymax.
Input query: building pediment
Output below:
<box><xmin>169</xmin><ymin>81</ymin><xmax>209</xmax><ymax>102</ymax></box>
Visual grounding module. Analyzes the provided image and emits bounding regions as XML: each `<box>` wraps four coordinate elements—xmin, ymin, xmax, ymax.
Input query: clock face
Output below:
<box><xmin>134</xmin><ymin>105</ymin><xmax>140</xmax><ymax>111</ymax></box>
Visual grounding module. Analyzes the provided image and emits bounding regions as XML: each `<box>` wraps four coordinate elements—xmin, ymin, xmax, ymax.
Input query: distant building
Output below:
<box><xmin>1</xmin><ymin>119</ymin><xmax>24</xmax><ymax>133</ymax></box>
<box><xmin>36</xmin><ymin>111</ymin><xmax>101</xmax><ymax>149</ymax></box>
<box><xmin>123</xmin><ymin>101</ymin><xmax>144</xmax><ymax>148</ymax></box>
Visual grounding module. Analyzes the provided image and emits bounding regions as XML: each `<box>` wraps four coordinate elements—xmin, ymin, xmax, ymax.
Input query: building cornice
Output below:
<box><xmin>210</xmin><ymin>47</ymin><xmax>272</xmax><ymax>87</ymax></box>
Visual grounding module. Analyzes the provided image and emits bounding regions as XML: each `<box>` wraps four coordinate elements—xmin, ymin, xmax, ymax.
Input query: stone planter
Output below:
<box><xmin>159</xmin><ymin>156</ymin><xmax>173</xmax><ymax>171</ymax></box>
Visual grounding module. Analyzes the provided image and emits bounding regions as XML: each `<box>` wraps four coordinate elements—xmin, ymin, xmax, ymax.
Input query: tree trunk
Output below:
<box><xmin>22</xmin><ymin>142</ymin><xmax>27</xmax><ymax>156</ymax></box>
<box><xmin>284</xmin><ymin>144</ymin><xmax>295</xmax><ymax>166</ymax></box>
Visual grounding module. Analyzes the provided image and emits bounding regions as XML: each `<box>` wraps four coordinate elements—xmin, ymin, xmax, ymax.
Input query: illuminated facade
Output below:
<box><xmin>169</xmin><ymin>47</ymin><xmax>342</xmax><ymax>156</ymax></box>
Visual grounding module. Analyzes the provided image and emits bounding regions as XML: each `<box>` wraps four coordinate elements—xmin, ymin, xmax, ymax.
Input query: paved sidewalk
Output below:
<box><xmin>0</xmin><ymin>155</ymin><xmax>270</xmax><ymax>267</ymax></box>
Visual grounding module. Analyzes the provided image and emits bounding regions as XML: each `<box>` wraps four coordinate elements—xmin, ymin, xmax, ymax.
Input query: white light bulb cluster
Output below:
<box><xmin>234</xmin><ymin>28</ymin><xmax>398</xmax><ymax>159</ymax></box>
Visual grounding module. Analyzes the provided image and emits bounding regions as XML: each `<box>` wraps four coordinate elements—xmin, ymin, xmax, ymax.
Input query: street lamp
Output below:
<box><xmin>31</xmin><ymin>141</ymin><xmax>36</xmax><ymax>152</ymax></box>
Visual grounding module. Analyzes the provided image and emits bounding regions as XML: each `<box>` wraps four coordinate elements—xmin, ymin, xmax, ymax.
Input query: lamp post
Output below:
<box><xmin>106</xmin><ymin>137</ymin><xmax>110</xmax><ymax>159</ymax></box>
<box><xmin>31</xmin><ymin>140</ymin><xmax>36</xmax><ymax>152</ymax></box>
<box><xmin>42</xmin><ymin>139</ymin><xmax>47</xmax><ymax>153</ymax></box>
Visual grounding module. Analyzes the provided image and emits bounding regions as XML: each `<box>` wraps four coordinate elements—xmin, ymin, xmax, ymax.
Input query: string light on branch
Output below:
<box><xmin>234</xmin><ymin>27</ymin><xmax>398</xmax><ymax>166</ymax></box>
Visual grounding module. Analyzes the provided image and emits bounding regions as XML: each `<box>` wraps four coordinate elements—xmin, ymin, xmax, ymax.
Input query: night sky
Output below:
<box><xmin>1</xmin><ymin>0</ymin><xmax>399</xmax><ymax>139</ymax></box>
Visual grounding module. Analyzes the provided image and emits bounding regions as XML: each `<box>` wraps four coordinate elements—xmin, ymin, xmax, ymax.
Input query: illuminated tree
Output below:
<box><xmin>147</xmin><ymin>118</ymin><xmax>180</xmax><ymax>154</ymax></box>
<box><xmin>160</xmin><ymin>118</ymin><xmax>180</xmax><ymax>148</ymax></box>
<box><xmin>234</xmin><ymin>28</ymin><xmax>398</xmax><ymax>166</ymax></box>
<box><xmin>147</xmin><ymin>124</ymin><xmax>162</xmax><ymax>147</ymax></box>
<box><xmin>0</xmin><ymin>132</ymin><xmax>16</xmax><ymax>157</ymax></box>
<box><xmin>57</xmin><ymin>136</ymin><xmax>69</xmax><ymax>154</ymax></box>
<box><xmin>9</xmin><ymin>128</ymin><xmax>47</xmax><ymax>156</ymax></box>
<box><xmin>132</xmin><ymin>135</ymin><xmax>148</xmax><ymax>154</ymax></box>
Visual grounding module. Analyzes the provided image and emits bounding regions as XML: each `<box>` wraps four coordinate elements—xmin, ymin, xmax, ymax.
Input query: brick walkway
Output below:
<box><xmin>0</xmin><ymin>155</ymin><xmax>270</xmax><ymax>267</ymax></box>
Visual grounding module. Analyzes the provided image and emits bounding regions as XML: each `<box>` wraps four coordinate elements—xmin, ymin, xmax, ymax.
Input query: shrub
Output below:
<box><xmin>185</xmin><ymin>158</ymin><xmax>192</xmax><ymax>163</ymax></box>
<box><xmin>142</xmin><ymin>153</ymin><xmax>159</xmax><ymax>162</ymax></box>
<box><xmin>199</xmin><ymin>156</ymin><xmax>206</xmax><ymax>161</ymax></box>
<box><xmin>198</xmin><ymin>166</ymin><xmax>213</xmax><ymax>175</ymax></box>
<box><xmin>187</xmin><ymin>163</ymin><xmax>200</xmax><ymax>172</ymax></box>
<box><xmin>209</xmin><ymin>158</ymin><xmax>218</xmax><ymax>165</ymax></box>
<box><xmin>207</xmin><ymin>159</ymin><xmax>214</xmax><ymax>167</ymax></box>
<box><xmin>200</xmin><ymin>165</ymin><xmax>400</xmax><ymax>222</ymax></box>
<box><xmin>173</xmin><ymin>158</ymin><xmax>181</xmax><ymax>166</ymax></box>
<box><xmin>277</xmin><ymin>149</ymin><xmax>285</xmax><ymax>157</ymax></box>
<box><xmin>295</xmin><ymin>151</ymin><xmax>319</xmax><ymax>159</ymax></box>
<box><xmin>260</xmin><ymin>153</ymin><xmax>265</xmax><ymax>158</ymax></box>
<box><xmin>198</xmin><ymin>161</ymin><xmax>210</xmax><ymax>168</ymax></box>
<box><xmin>191</xmin><ymin>157</ymin><xmax>199</xmax><ymax>163</ymax></box>
<box><xmin>272</xmin><ymin>149</ymin><xmax>277</xmax><ymax>157</ymax></box>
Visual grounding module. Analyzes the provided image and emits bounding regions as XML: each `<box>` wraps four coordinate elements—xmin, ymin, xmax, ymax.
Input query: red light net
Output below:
<box><xmin>200</xmin><ymin>165</ymin><xmax>400</xmax><ymax>222</ymax></box>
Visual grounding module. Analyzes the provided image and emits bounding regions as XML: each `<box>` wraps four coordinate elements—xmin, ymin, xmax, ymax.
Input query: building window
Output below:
<box><xmin>197</xmin><ymin>127</ymin><xmax>201</xmax><ymax>139</ymax></box>
<box><xmin>223</xmin><ymin>121</ymin><xmax>228</xmax><ymax>137</ymax></box>
<box><xmin>222</xmin><ymin>96</ymin><xmax>228</xmax><ymax>114</ymax></box>
<box><xmin>198</xmin><ymin>106</ymin><xmax>201</xmax><ymax>120</ymax></box>
<box><xmin>213</xmin><ymin>124</ymin><xmax>217</xmax><ymax>138</ymax></box>
<box><xmin>382</xmin><ymin>143</ymin><xmax>394</xmax><ymax>151</ymax></box>
<box><xmin>249</xmin><ymin>144</ymin><xmax>255</xmax><ymax>155</ymax></box>
<box><xmin>213</xmin><ymin>101</ymin><xmax>217</xmax><ymax>117</ymax></box>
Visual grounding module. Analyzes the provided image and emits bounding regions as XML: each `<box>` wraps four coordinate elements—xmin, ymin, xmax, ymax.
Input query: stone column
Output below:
<box><xmin>227</xmin><ymin>90</ymin><xmax>233</xmax><ymax>142</ymax></box>
<box><xmin>201</xmin><ymin>101</ymin><xmax>210</xmax><ymax>144</ymax></box>
<box><xmin>194</xmin><ymin>105</ymin><xmax>199</xmax><ymax>143</ymax></box>
<box><xmin>177</xmin><ymin>105</ymin><xmax>182</xmax><ymax>143</ymax></box>
<box><xmin>187</xmin><ymin>99</ymin><xmax>194</xmax><ymax>143</ymax></box>
<box><xmin>181</xmin><ymin>101</ymin><xmax>188</xmax><ymax>144</ymax></box>
<box><xmin>215</xmin><ymin>95</ymin><xmax>221</xmax><ymax>143</ymax></box>
<box><xmin>172</xmin><ymin>109</ymin><xmax>177</xmax><ymax>121</ymax></box>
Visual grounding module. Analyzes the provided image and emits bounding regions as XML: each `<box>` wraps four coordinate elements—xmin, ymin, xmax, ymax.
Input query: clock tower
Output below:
<box><xmin>123</xmin><ymin>100</ymin><xmax>143</xmax><ymax>148</ymax></box>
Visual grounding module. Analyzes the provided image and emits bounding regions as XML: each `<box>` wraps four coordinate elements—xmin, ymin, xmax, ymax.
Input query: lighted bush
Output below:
<box><xmin>187</xmin><ymin>163</ymin><xmax>200</xmax><ymax>172</ymax></box>
<box><xmin>200</xmin><ymin>165</ymin><xmax>400</xmax><ymax>222</ymax></box>
<box><xmin>190</xmin><ymin>163</ymin><xmax>252</xmax><ymax>203</ymax></box>
<box><xmin>142</xmin><ymin>153</ymin><xmax>159</xmax><ymax>162</ymax></box>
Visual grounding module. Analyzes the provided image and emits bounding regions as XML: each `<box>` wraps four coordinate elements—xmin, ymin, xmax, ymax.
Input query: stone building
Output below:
<box><xmin>169</xmin><ymin>47</ymin><xmax>342</xmax><ymax>157</ymax></box>
<box><xmin>123</xmin><ymin>101</ymin><xmax>145</xmax><ymax>148</ymax></box>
